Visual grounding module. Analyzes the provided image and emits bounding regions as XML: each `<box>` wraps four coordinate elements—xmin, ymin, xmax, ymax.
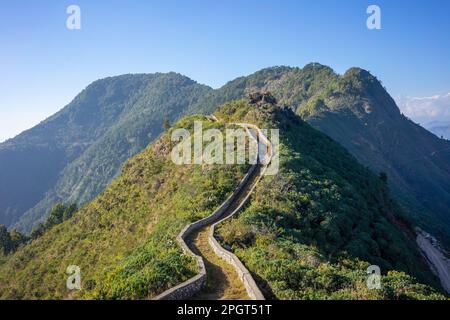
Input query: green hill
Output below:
<box><xmin>0</xmin><ymin>73</ymin><xmax>212</xmax><ymax>231</ymax></box>
<box><xmin>0</xmin><ymin>99</ymin><xmax>445</xmax><ymax>299</ymax></box>
<box><xmin>215</xmin><ymin>99</ymin><xmax>445</xmax><ymax>299</ymax></box>
<box><xmin>0</xmin><ymin>115</ymin><xmax>247</xmax><ymax>299</ymax></box>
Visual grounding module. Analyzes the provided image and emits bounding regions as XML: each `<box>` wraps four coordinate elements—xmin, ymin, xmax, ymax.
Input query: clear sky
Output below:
<box><xmin>1</xmin><ymin>0</ymin><xmax>450</xmax><ymax>142</ymax></box>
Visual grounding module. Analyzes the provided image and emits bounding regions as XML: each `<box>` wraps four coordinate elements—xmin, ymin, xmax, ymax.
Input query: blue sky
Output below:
<box><xmin>1</xmin><ymin>0</ymin><xmax>450</xmax><ymax>141</ymax></box>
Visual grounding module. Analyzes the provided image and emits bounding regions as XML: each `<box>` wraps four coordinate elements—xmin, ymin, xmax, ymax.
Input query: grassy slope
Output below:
<box><xmin>0</xmin><ymin>116</ymin><xmax>246</xmax><ymax>299</ymax></box>
<box><xmin>215</xmin><ymin>100</ymin><xmax>446</xmax><ymax>299</ymax></box>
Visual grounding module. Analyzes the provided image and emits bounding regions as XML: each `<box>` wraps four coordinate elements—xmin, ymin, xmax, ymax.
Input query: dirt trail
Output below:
<box><xmin>189</xmin><ymin>228</ymin><xmax>248</xmax><ymax>300</ymax></box>
<box><xmin>187</xmin><ymin>164</ymin><xmax>262</xmax><ymax>300</ymax></box>
<box><xmin>153</xmin><ymin>118</ymin><xmax>271</xmax><ymax>301</ymax></box>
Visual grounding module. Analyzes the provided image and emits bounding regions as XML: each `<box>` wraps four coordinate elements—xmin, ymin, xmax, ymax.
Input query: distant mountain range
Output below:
<box><xmin>1</xmin><ymin>64</ymin><xmax>450</xmax><ymax>251</ymax></box>
<box><xmin>194</xmin><ymin>64</ymin><xmax>450</xmax><ymax>247</ymax></box>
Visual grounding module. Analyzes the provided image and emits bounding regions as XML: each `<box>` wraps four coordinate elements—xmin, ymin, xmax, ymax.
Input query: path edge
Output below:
<box><xmin>154</xmin><ymin>121</ymin><xmax>271</xmax><ymax>300</ymax></box>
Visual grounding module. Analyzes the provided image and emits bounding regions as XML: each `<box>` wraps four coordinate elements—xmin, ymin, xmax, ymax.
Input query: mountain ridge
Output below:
<box><xmin>0</xmin><ymin>99</ymin><xmax>445</xmax><ymax>299</ymax></box>
<box><xmin>199</xmin><ymin>64</ymin><xmax>450</xmax><ymax>247</ymax></box>
<box><xmin>1</xmin><ymin>64</ymin><xmax>450</xmax><ymax>252</ymax></box>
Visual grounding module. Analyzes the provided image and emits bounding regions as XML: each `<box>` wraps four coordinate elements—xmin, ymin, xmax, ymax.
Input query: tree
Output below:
<box><xmin>0</xmin><ymin>226</ymin><xmax>27</xmax><ymax>255</ymax></box>
<box><xmin>9</xmin><ymin>229</ymin><xmax>28</xmax><ymax>251</ymax></box>
<box><xmin>31</xmin><ymin>203</ymin><xmax>78</xmax><ymax>239</ymax></box>
<box><xmin>0</xmin><ymin>225</ymin><xmax>12</xmax><ymax>255</ymax></box>
<box><xmin>163</xmin><ymin>118</ymin><xmax>171</xmax><ymax>131</ymax></box>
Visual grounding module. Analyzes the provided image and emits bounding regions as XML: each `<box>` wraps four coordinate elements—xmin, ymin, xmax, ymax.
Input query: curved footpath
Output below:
<box><xmin>155</xmin><ymin>119</ymin><xmax>272</xmax><ymax>300</ymax></box>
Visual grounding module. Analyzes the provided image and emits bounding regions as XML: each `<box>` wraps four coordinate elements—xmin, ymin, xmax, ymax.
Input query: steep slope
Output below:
<box><xmin>0</xmin><ymin>115</ymin><xmax>248</xmax><ymax>299</ymax></box>
<box><xmin>197</xmin><ymin>65</ymin><xmax>450</xmax><ymax>247</ymax></box>
<box><xmin>426</xmin><ymin>121</ymin><xmax>450</xmax><ymax>140</ymax></box>
<box><xmin>214</xmin><ymin>100</ymin><xmax>445</xmax><ymax>299</ymax></box>
<box><xmin>294</xmin><ymin>66</ymin><xmax>450</xmax><ymax>246</ymax></box>
<box><xmin>0</xmin><ymin>99</ymin><xmax>445</xmax><ymax>299</ymax></box>
<box><xmin>0</xmin><ymin>73</ymin><xmax>212</xmax><ymax>231</ymax></box>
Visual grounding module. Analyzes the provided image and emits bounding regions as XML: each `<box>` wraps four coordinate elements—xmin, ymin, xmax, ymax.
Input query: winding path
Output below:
<box><xmin>155</xmin><ymin>118</ymin><xmax>272</xmax><ymax>300</ymax></box>
<box><xmin>189</xmin><ymin>163</ymin><xmax>263</xmax><ymax>300</ymax></box>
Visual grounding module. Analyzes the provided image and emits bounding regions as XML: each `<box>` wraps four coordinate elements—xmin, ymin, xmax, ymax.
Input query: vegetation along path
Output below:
<box><xmin>189</xmin><ymin>163</ymin><xmax>263</xmax><ymax>300</ymax></box>
<box><xmin>154</xmin><ymin>117</ymin><xmax>272</xmax><ymax>300</ymax></box>
<box><xmin>177</xmin><ymin>118</ymin><xmax>271</xmax><ymax>301</ymax></box>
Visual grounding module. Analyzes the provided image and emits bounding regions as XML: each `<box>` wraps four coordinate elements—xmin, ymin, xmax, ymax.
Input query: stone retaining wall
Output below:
<box><xmin>207</xmin><ymin>125</ymin><xmax>272</xmax><ymax>301</ymax></box>
<box><xmin>154</xmin><ymin>122</ymin><xmax>272</xmax><ymax>300</ymax></box>
<box><xmin>154</xmin><ymin>163</ymin><xmax>256</xmax><ymax>300</ymax></box>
